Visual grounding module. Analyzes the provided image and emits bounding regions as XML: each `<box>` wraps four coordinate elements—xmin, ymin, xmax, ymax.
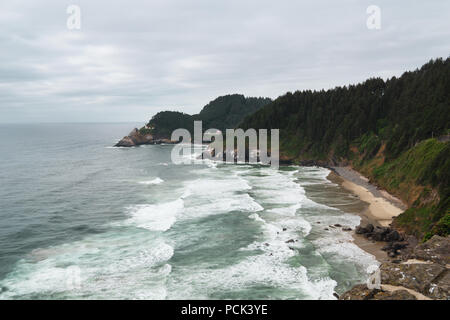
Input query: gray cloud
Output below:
<box><xmin>0</xmin><ymin>0</ymin><xmax>449</xmax><ymax>122</ymax></box>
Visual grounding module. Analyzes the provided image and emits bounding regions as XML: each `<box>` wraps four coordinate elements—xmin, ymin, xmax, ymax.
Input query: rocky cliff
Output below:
<box><xmin>340</xmin><ymin>235</ymin><xmax>449</xmax><ymax>300</ymax></box>
<box><xmin>115</xmin><ymin>128</ymin><xmax>177</xmax><ymax>147</ymax></box>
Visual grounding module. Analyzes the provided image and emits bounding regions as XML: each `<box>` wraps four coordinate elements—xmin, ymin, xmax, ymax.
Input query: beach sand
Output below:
<box><xmin>327</xmin><ymin>167</ymin><xmax>407</xmax><ymax>263</ymax></box>
<box><xmin>331</xmin><ymin>167</ymin><xmax>406</xmax><ymax>227</ymax></box>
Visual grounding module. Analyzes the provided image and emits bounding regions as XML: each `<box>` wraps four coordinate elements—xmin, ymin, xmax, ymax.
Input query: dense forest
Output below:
<box><xmin>240</xmin><ymin>57</ymin><xmax>449</xmax><ymax>240</ymax></box>
<box><xmin>143</xmin><ymin>94</ymin><xmax>272</xmax><ymax>138</ymax></box>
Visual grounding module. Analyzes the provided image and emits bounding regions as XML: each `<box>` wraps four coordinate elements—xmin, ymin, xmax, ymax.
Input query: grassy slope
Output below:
<box><xmin>352</xmin><ymin>138</ymin><xmax>449</xmax><ymax>240</ymax></box>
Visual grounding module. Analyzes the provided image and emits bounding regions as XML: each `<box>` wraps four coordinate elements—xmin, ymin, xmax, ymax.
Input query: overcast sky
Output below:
<box><xmin>1</xmin><ymin>0</ymin><xmax>449</xmax><ymax>123</ymax></box>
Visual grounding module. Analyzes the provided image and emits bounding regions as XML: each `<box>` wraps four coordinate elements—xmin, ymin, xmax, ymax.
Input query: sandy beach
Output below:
<box><xmin>332</xmin><ymin>167</ymin><xmax>406</xmax><ymax>227</ymax></box>
<box><xmin>328</xmin><ymin>167</ymin><xmax>408</xmax><ymax>262</ymax></box>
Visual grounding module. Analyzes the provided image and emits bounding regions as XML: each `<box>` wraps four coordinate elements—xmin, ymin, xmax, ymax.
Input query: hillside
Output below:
<box><xmin>146</xmin><ymin>94</ymin><xmax>272</xmax><ymax>138</ymax></box>
<box><xmin>240</xmin><ymin>57</ymin><xmax>450</xmax><ymax>240</ymax></box>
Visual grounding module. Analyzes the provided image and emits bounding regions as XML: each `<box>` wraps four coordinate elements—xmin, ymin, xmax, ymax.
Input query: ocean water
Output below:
<box><xmin>0</xmin><ymin>123</ymin><xmax>377</xmax><ymax>300</ymax></box>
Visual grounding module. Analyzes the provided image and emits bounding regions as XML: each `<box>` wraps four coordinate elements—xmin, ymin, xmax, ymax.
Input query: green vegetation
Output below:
<box><xmin>138</xmin><ymin>127</ymin><xmax>153</xmax><ymax>135</ymax></box>
<box><xmin>361</xmin><ymin>139</ymin><xmax>449</xmax><ymax>239</ymax></box>
<box><xmin>193</xmin><ymin>95</ymin><xmax>272</xmax><ymax>133</ymax></box>
<box><xmin>145</xmin><ymin>94</ymin><xmax>272</xmax><ymax>139</ymax></box>
<box><xmin>240</xmin><ymin>57</ymin><xmax>450</xmax><ymax>240</ymax></box>
<box><xmin>145</xmin><ymin>111</ymin><xmax>194</xmax><ymax>139</ymax></box>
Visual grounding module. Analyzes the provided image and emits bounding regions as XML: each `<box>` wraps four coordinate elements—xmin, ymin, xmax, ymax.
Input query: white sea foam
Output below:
<box><xmin>1</xmin><ymin>158</ymin><xmax>378</xmax><ymax>300</ymax></box>
<box><xmin>180</xmin><ymin>174</ymin><xmax>263</xmax><ymax>219</ymax></box>
<box><xmin>248</xmin><ymin>213</ymin><xmax>265</xmax><ymax>223</ymax></box>
<box><xmin>185</xmin><ymin>194</ymin><xmax>263</xmax><ymax>217</ymax></box>
<box><xmin>208</xmin><ymin>168</ymin><xmax>333</xmax><ymax>299</ymax></box>
<box><xmin>0</xmin><ymin>233</ymin><xmax>174</xmax><ymax>300</ymax></box>
<box><xmin>168</xmin><ymin>235</ymin><xmax>337</xmax><ymax>299</ymax></box>
<box><xmin>139</xmin><ymin>177</ymin><xmax>164</xmax><ymax>185</ymax></box>
<box><xmin>126</xmin><ymin>199</ymin><xmax>183</xmax><ymax>231</ymax></box>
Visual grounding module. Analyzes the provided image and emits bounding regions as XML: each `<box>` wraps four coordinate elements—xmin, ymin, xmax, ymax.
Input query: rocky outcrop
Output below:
<box><xmin>380</xmin><ymin>262</ymin><xmax>446</xmax><ymax>298</ymax></box>
<box><xmin>355</xmin><ymin>224</ymin><xmax>409</xmax><ymax>258</ymax></box>
<box><xmin>339</xmin><ymin>285</ymin><xmax>418</xmax><ymax>300</ymax></box>
<box><xmin>411</xmin><ymin>235</ymin><xmax>450</xmax><ymax>265</ymax></box>
<box><xmin>115</xmin><ymin>128</ymin><xmax>177</xmax><ymax>147</ymax></box>
<box><xmin>340</xmin><ymin>235</ymin><xmax>450</xmax><ymax>300</ymax></box>
<box><xmin>339</xmin><ymin>284</ymin><xmax>380</xmax><ymax>300</ymax></box>
<box><xmin>372</xmin><ymin>289</ymin><xmax>418</xmax><ymax>300</ymax></box>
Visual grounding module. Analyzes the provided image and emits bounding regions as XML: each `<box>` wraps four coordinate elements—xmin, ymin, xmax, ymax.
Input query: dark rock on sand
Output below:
<box><xmin>381</xmin><ymin>241</ymin><xmax>408</xmax><ymax>252</ymax></box>
<box><xmin>354</xmin><ymin>223</ymin><xmax>408</xmax><ymax>257</ymax></box>
<box><xmin>355</xmin><ymin>223</ymin><xmax>374</xmax><ymax>234</ymax></box>
<box><xmin>385</xmin><ymin>230</ymin><xmax>401</xmax><ymax>242</ymax></box>
<box><xmin>371</xmin><ymin>226</ymin><xmax>390</xmax><ymax>241</ymax></box>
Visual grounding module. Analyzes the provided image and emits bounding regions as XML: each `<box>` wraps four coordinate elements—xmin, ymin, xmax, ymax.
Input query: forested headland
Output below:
<box><xmin>239</xmin><ymin>57</ymin><xmax>449</xmax><ymax>240</ymax></box>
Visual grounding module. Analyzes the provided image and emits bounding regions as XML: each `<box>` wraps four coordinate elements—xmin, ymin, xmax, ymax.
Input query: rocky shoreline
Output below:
<box><xmin>330</xmin><ymin>168</ymin><xmax>449</xmax><ymax>300</ymax></box>
<box><xmin>114</xmin><ymin>128</ymin><xmax>177</xmax><ymax>147</ymax></box>
<box><xmin>339</xmin><ymin>234</ymin><xmax>449</xmax><ymax>300</ymax></box>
